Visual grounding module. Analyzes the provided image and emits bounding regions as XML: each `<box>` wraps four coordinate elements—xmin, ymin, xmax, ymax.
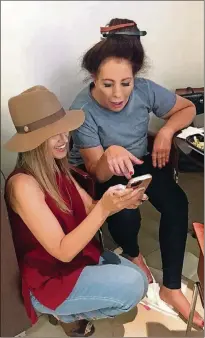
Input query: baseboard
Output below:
<box><xmin>15</xmin><ymin>331</ymin><xmax>26</xmax><ymax>337</ymax></box>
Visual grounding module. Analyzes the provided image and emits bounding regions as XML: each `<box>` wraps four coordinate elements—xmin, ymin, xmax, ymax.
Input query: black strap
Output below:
<box><xmin>187</xmin><ymin>87</ymin><xmax>195</xmax><ymax>94</ymax></box>
<box><xmin>102</xmin><ymin>30</ymin><xmax>147</xmax><ymax>38</ymax></box>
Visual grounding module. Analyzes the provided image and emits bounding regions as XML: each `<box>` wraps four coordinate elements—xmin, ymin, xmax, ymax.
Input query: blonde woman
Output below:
<box><xmin>4</xmin><ymin>86</ymin><xmax>148</xmax><ymax>337</ymax></box>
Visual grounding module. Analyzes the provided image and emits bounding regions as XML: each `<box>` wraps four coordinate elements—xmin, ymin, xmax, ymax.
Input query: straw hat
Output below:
<box><xmin>4</xmin><ymin>85</ymin><xmax>85</xmax><ymax>152</ymax></box>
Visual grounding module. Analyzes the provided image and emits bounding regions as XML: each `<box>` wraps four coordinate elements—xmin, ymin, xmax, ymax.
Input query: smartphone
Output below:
<box><xmin>127</xmin><ymin>174</ymin><xmax>152</xmax><ymax>191</ymax></box>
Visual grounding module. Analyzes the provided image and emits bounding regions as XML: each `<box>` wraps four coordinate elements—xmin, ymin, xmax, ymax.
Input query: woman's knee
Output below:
<box><xmin>132</xmin><ymin>268</ymin><xmax>149</xmax><ymax>302</ymax></box>
<box><xmin>117</xmin><ymin>267</ymin><xmax>148</xmax><ymax>311</ymax></box>
<box><xmin>163</xmin><ymin>185</ymin><xmax>189</xmax><ymax>216</ymax></box>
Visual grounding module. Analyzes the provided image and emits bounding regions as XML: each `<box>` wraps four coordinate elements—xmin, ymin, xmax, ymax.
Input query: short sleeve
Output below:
<box><xmin>71</xmin><ymin>110</ymin><xmax>101</xmax><ymax>149</ymax></box>
<box><xmin>146</xmin><ymin>79</ymin><xmax>177</xmax><ymax>118</ymax></box>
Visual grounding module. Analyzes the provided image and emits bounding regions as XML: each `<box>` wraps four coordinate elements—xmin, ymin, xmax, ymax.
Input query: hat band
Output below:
<box><xmin>15</xmin><ymin>108</ymin><xmax>66</xmax><ymax>134</ymax></box>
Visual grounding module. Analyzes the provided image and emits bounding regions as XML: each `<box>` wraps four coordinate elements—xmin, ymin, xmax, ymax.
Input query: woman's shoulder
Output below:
<box><xmin>133</xmin><ymin>77</ymin><xmax>152</xmax><ymax>90</ymax></box>
<box><xmin>134</xmin><ymin>77</ymin><xmax>170</xmax><ymax>94</ymax></box>
<box><xmin>132</xmin><ymin>77</ymin><xmax>153</xmax><ymax>103</ymax></box>
<box><xmin>8</xmin><ymin>172</ymin><xmax>37</xmax><ymax>187</ymax></box>
<box><xmin>70</xmin><ymin>84</ymin><xmax>92</xmax><ymax>111</ymax></box>
<box><xmin>133</xmin><ymin>77</ymin><xmax>167</xmax><ymax>104</ymax></box>
<box><xmin>7</xmin><ymin>173</ymin><xmax>43</xmax><ymax>205</ymax></box>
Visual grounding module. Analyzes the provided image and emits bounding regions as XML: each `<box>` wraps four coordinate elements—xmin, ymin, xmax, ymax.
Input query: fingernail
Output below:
<box><xmin>130</xmin><ymin>171</ymin><xmax>134</xmax><ymax>176</ymax></box>
<box><xmin>143</xmin><ymin>305</ymin><xmax>151</xmax><ymax>311</ymax></box>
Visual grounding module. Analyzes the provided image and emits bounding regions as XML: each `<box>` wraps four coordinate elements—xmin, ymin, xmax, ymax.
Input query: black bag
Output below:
<box><xmin>176</xmin><ymin>87</ymin><xmax>204</xmax><ymax>172</ymax></box>
<box><xmin>176</xmin><ymin>87</ymin><xmax>204</xmax><ymax>115</ymax></box>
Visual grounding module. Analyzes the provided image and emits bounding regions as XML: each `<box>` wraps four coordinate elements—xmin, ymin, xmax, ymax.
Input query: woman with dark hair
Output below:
<box><xmin>69</xmin><ymin>18</ymin><xmax>203</xmax><ymax>327</ymax></box>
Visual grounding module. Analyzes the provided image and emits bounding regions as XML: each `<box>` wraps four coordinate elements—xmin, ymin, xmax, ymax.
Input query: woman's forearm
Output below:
<box><xmin>94</xmin><ymin>153</ymin><xmax>114</xmax><ymax>183</ymax></box>
<box><xmin>59</xmin><ymin>200</ymin><xmax>109</xmax><ymax>262</ymax></box>
<box><xmin>163</xmin><ymin>104</ymin><xmax>196</xmax><ymax>135</ymax></box>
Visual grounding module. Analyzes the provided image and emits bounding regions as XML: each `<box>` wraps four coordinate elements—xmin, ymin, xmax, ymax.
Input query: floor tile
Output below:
<box><xmin>138</xmin><ymin>230</ymin><xmax>159</xmax><ymax>257</ymax></box>
<box><xmin>145</xmin><ymin>249</ymin><xmax>162</xmax><ymax>270</ymax></box>
<box><xmin>186</xmin><ymin>234</ymin><xmax>200</xmax><ymax>258</ymax></box>
<box><xmin>140</xmin><ymin>203</ymin><xmax>160</xmax><ymax>241</ymax></box>
<box><xmin>25</xmin><ymin>315</ymin><xmax>66</xmax><ymax>337</ymax></box>
<box><xmin>178</xmin><ymin>172</ymin><xmax>204</xmax><ymax>227</ymax></box>
<box><xmin>91</xmin><ymin>318</ymin><xmax>116</xmax><ymax>337</ymax></box>
<box><xmin>182</xmin><ymin>252</ymin><xmax>199</xmax><ymax>281</ymax></box>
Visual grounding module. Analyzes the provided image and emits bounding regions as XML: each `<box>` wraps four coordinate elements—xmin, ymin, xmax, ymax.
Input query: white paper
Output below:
<box><xmin>177</xmin><ymin>126</ymin><xmax>204</xmax><ymax>140</ymax></box>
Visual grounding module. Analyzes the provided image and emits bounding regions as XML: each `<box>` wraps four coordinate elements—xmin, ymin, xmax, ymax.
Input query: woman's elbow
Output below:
<box><xmin>54</xmin><ymin>244</ymin><xmax>75</xmax><ymax>263</ymax></box>
<box><xmin>191</xmin><ymin>103</ymin><xmax>196</xmax><ymax>118</ymax></box>
<box><xmin>187</xmin><ymin>100</ymin><xmax>196</xmax><ymax>113</ymax></box>
<box><xmin>57</xmin><ymin>253</ymin><xmax>74</xmax><ymax>263</ymax></box>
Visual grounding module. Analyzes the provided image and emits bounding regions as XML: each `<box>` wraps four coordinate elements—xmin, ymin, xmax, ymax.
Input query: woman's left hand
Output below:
<box><xmin>126</xmin><ymin>193</ymin><xmax>149</xmax><ymax>209</ymax></box>
<box><xmin>152</xmin><ymin>127</ymin><xmax>174</xmax><ymax>168</ymax></box>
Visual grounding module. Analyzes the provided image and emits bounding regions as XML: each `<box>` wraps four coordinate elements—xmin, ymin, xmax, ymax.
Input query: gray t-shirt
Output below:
<box><xmin>69</xmin><ymin>77</ymin><xmax>176</xmax><ymax>166</ymax></box>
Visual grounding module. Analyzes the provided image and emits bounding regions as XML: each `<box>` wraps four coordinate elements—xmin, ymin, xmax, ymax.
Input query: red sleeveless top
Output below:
<box><xmin>5</xmin><ymin>170</ymin><xmax>101</xmax><ymax>324</ymax></box>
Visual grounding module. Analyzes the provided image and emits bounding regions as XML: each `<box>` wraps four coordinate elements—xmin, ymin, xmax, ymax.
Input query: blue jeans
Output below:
<box><xmin>30</xmin><ymin>251</ymin><xmax>148</xmax><ymax>323</ymax></box>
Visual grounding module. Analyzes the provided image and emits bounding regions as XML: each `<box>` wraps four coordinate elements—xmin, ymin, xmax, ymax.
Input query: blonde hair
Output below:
<box><xmin>15</xmin><ymin>141</ymin><xmax>72</xmax><ymax>213</ymax></box>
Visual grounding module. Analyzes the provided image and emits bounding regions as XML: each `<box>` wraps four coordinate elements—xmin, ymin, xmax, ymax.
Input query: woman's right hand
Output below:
<box><xmin>104</xmin><ymin>145</ymin><xmax>143</xmax><ymax>180</ymax></box>
<box><xmin>100</xmin><ymin>184</ymin><xmax>147</xmax><ymax>215</ymax></box>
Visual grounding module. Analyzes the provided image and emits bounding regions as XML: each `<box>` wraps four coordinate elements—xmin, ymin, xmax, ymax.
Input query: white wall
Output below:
<box><xmin>1</xmin><ymin>1</ymin><xmax>204</xmax><ymax>176</ymax></box>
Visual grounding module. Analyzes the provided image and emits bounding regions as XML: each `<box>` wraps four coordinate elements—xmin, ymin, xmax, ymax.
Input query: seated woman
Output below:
<box><xmin>69</xmin><ymin>18</ymin><xmax>203</xmax><ymax>328</ymax></box>
<box><xmin>4</xmin><ymin>85</ymin><xmax>148</xmax><ymax>337</ymax></box>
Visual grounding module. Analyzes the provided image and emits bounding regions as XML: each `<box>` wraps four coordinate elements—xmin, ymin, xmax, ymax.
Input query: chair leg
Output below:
<box><xmin>185</xmin><ymin>282</ymin><xmax>199</xmax><ymax>336</ymax></box>
<box><xmin>173</xmin><ymin>168</ymin><xmax>179</xmax><ymax>184</ymax></box>
<box><xmin>170</xmin><ymin>141</ymin><xmax>179</xmax><ymax>183</ymax></box>
<box><xmin>197</xmin><ymin>281</ymin><xmax>204</xmax><ymax>308</ymax></box>
<box><xmin>98</xmin><ymin>228</ymin><xmax>105</xmax><ymax>251</ymax></box>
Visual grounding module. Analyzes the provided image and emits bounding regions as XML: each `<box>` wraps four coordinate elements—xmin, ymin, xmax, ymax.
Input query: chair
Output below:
<box><xmin>186</xmin><ymin>222</ymin><xmax>204</xmax><ymax>335</ymax></box>
<box><xmin>1</xmin><ymin>171</ymin><xmax>31</xmax><ymax>337</ymax></box>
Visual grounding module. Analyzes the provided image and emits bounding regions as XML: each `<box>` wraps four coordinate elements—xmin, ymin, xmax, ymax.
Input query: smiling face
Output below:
<box><xmin>92</xmin><ymin>57</ymin><xmax>134</xmax><ymax>112</ymax></box>
<box><xmin>47</xmin><ymin>132</ymin><xmax>69</xmax><ymax>159</ymax></box>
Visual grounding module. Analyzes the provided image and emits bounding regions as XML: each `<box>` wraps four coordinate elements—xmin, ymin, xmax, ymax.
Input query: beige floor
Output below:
<box><xmin>24</xmin><ymin>172</ymin><xmax>204</xmax><ymax>337</ymax></box>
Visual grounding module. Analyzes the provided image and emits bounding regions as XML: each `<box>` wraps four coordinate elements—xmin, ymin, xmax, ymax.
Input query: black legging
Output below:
<box><xmin>94</xmin><ymin>154</ymin><xmax>189</xmax><ymax>290</ymax></box>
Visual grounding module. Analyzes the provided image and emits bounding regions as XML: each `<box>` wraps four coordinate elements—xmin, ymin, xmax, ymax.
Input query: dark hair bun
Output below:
<box><xmin>82</xmin><ymin>18</ymin><xmax>146</xmax><ymax>76</ymax></box>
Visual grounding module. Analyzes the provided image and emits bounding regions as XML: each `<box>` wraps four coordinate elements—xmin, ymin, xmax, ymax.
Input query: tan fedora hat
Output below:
<box><xmin>4</xmin><ymin>85</ymin><xmax>85</xmax><ymax>152</ymax></box>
